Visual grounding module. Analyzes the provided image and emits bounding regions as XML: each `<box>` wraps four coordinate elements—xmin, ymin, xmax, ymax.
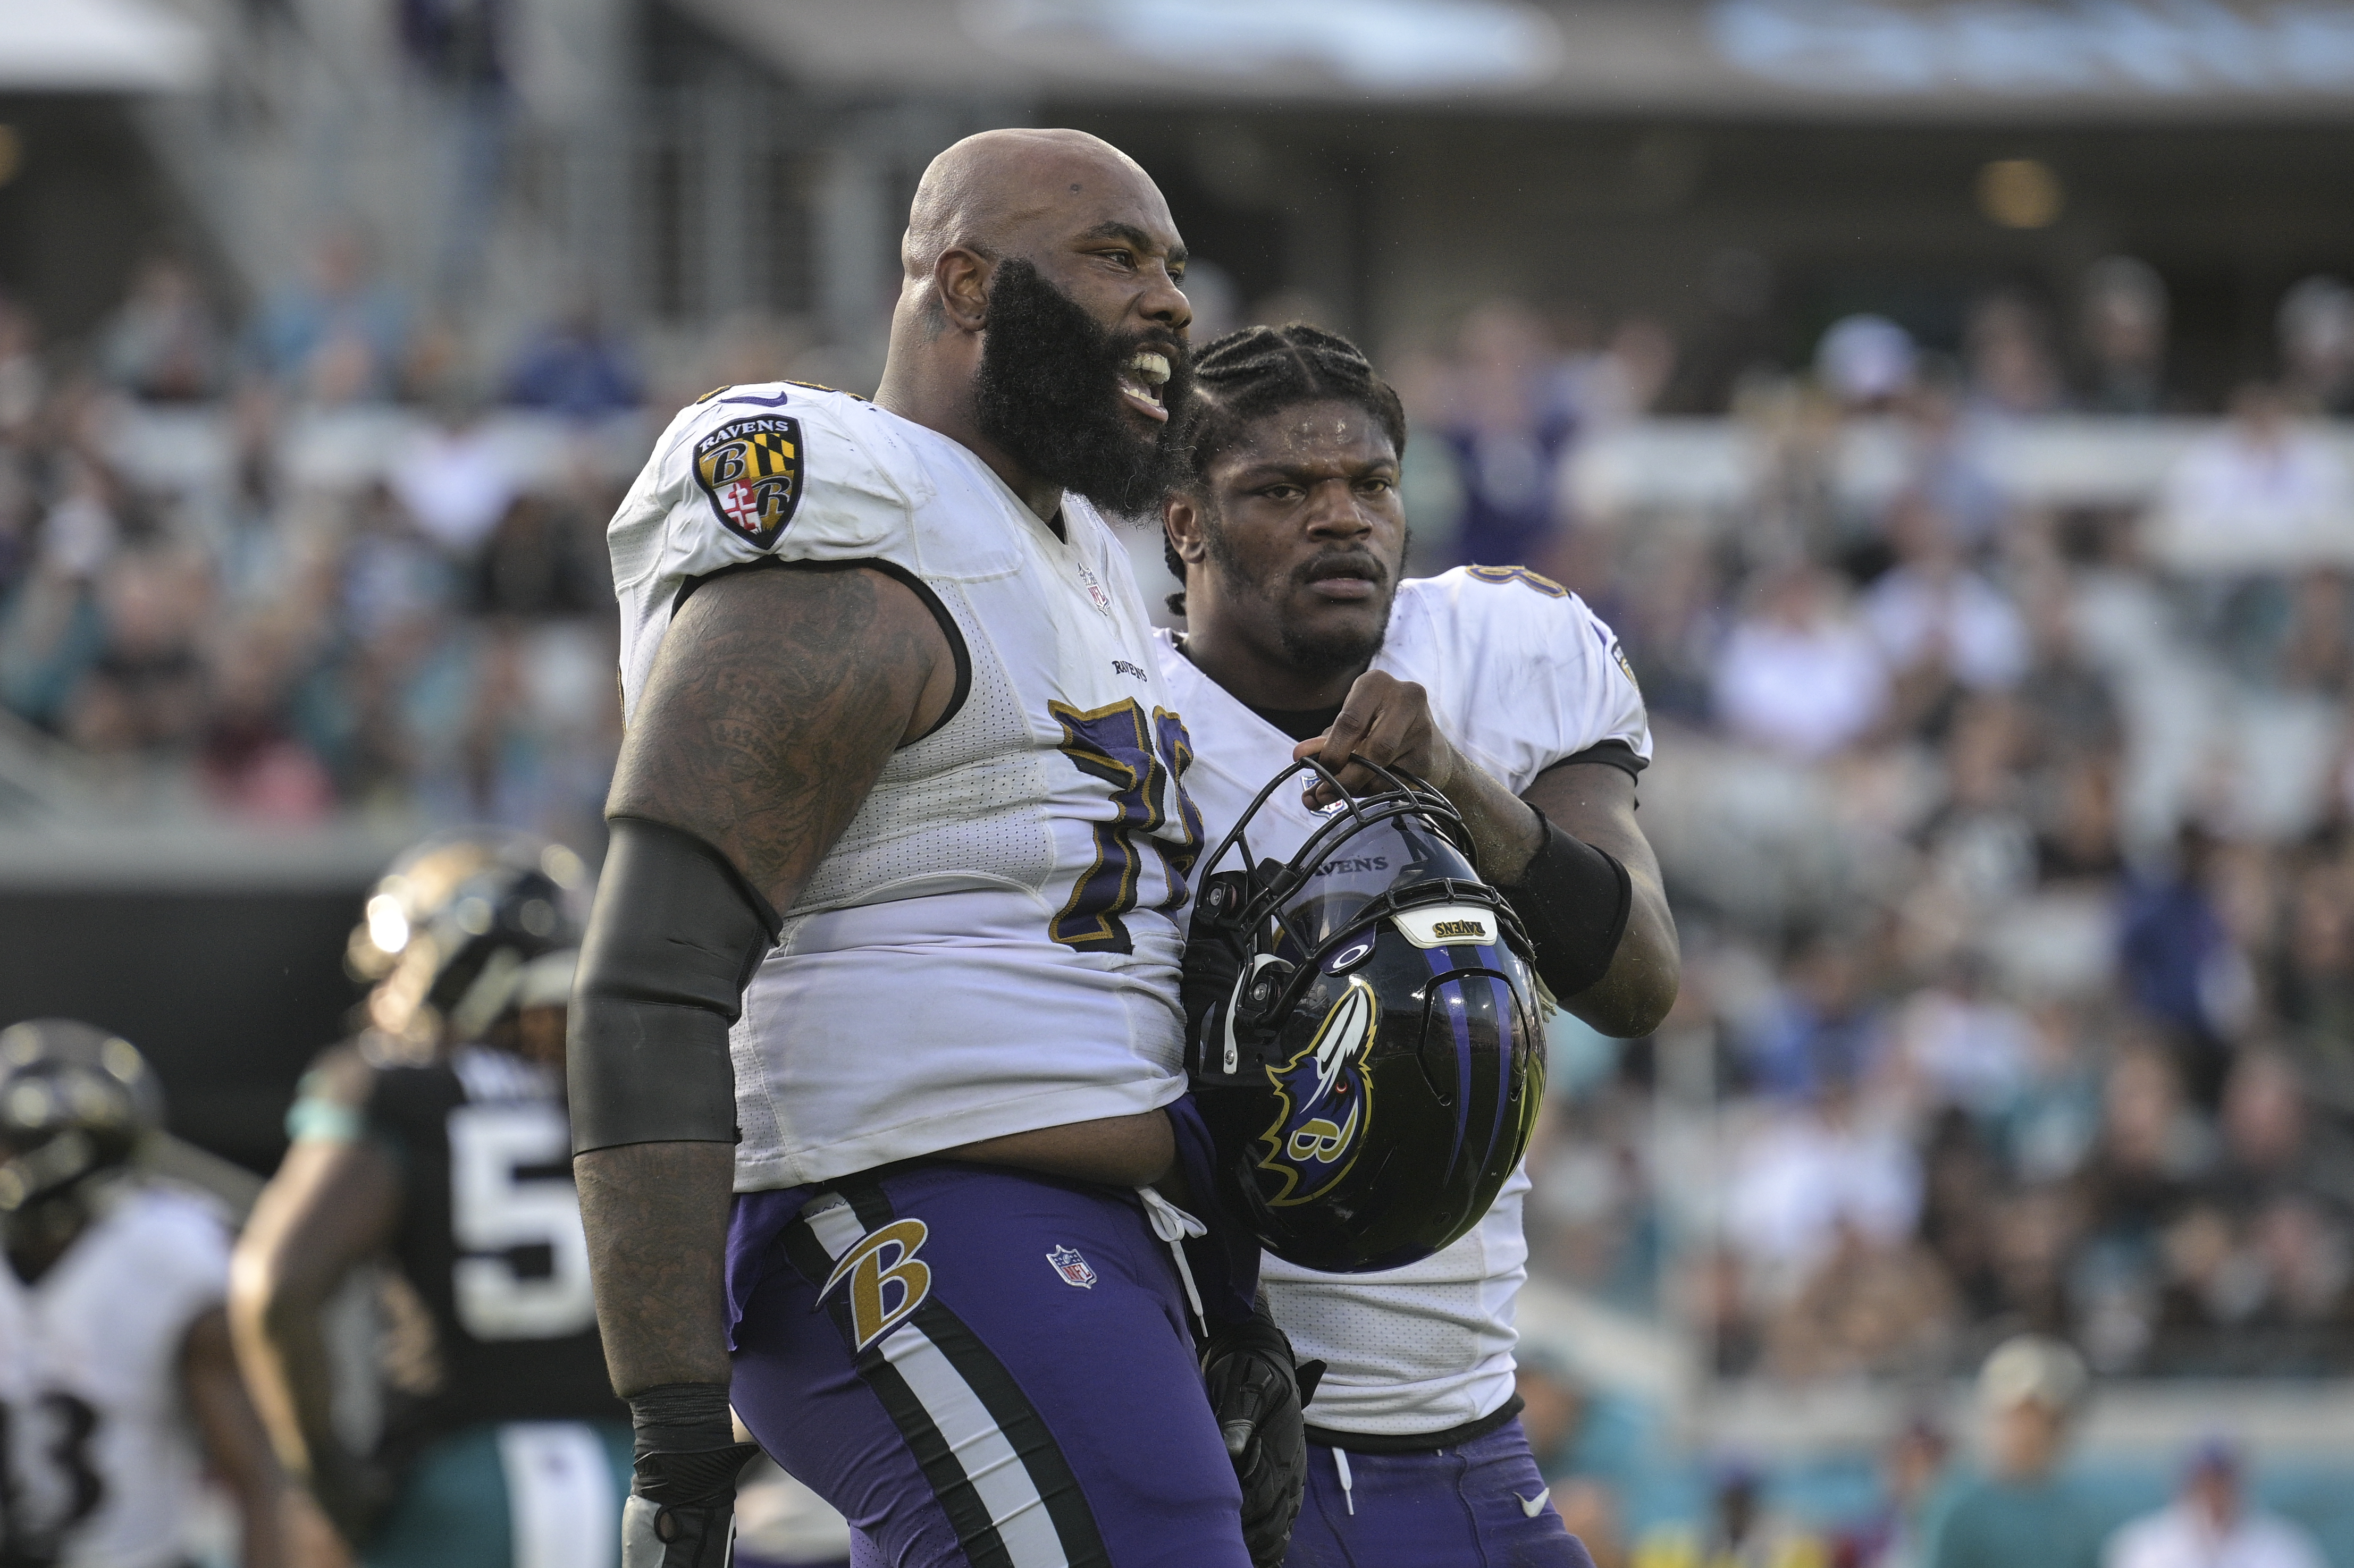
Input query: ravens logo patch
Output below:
<box><xmin>694</xmin><ymin>415</ymin><xmax>804</xmax><ymax>547</ymax></box>
<box><xmin>1610</xmin><ymin>638</ymin><xmax>1641</xmax><ymax>695</ymax></box>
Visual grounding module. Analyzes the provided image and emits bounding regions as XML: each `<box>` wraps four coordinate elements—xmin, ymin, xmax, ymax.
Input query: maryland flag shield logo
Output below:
<box><xmin>694</xmin><ymin>415</ymin><xmax>804</xmax><ymax>547</ymax></box>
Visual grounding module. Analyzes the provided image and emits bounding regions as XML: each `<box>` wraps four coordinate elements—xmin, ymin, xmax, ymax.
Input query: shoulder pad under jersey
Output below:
<box><xmin>1396</xmin><ymin>565</ymin><xmax>1651</xmax><ymax>779</ymax></box>
<box><xmin>609</xmin><ymin>383</ymin><xmax>921</xmax><ymax>596</ymax></box>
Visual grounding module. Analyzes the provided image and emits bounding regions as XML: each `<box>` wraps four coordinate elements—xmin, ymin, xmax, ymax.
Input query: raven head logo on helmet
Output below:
<box><xmin>1183</xmin><ymin>755</ymin><xmax>1546</xmax><ymax>1274</ymax></box>
<box><xmin>1258</xmin><ymin>979</ymin><xmax>1375</xmax><ymax>1206</ymax></box>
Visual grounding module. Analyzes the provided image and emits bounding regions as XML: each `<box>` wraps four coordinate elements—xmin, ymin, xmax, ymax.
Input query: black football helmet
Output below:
<box><xmin>348</xmin><ymin>829</ymin><xmax>591</xmax><ymax>1043</ymax></box>
<box><xmin>0</xmin><ymin>1018</ymin><xmax>165</xmax><ymax>1215</ymax></box>
<box><xmin>1184</xmin><ymin>756</ymin><xmax>1546</xmax><ymax>1273</ymax></box>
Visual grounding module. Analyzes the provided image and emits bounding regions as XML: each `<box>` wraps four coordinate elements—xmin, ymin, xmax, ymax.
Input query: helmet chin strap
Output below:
<box><xmin>1224</xmin><ymin>954</ymin><xmax>1293</xmax><ymax>1075</ymax></box>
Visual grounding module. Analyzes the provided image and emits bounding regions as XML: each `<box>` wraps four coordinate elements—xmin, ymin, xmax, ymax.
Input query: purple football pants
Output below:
<box><xmin>1285</xmin><ymin>1421</ymin><xmax>1595</xmax><ymax>1568</ymax></box>
<box><xmin>726</xmin><ymin>1163</ymin><xmax>1252</xmax><ymax>1568</ymax></box>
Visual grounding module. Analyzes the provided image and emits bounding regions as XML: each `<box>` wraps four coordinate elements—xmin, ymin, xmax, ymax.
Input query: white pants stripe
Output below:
<box><xmin>498</xmin><ymin>1421</ymin><xmax>619</xmax><ymax>1568</ymax></box>
<box><xmin>801</xmin><ymin>1193</ymin><xmax>1071</xmax><ymax>1568</ymax></box>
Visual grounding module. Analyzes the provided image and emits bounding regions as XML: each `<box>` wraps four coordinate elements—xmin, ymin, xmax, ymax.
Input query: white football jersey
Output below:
<box><xmin>611</xmin><ymin>385</ymin><xmax>1201</xmax><ymax>1188</ymax></box>
<box><xmin>1156</xmin><ymin>565</ymin><xmax>1650</xmax><ymax>1437</ymax></box>
<box><xmin>0</xmin><ymin>1183</ymin><xmax>232</xmax><ymax>1567</ymax></box>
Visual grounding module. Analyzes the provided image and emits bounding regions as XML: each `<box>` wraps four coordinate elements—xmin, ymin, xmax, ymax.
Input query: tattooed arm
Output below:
<box><xmin>577</xmin><ymin>562</ymin><xmax>953</xmax><ymax>1395</ymax></box>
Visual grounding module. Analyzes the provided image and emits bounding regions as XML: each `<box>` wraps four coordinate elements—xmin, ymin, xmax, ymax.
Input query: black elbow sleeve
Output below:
<box><xmin>568</xmin><ymin>816</ymin><xmax>781</xmax><ymax>1156</ymax></box>
<box><xmin>1500</xmin><ymin>810</ymin><xmax>1633</xmax><ymax>1002</ymax></box>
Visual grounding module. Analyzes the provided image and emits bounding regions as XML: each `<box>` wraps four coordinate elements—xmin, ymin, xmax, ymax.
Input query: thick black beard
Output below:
<box><xmin>1201</xmin><ymin>515</ymin><xmax>1408</xmax><ymax>677</ymax></box>
<box><xmin>972</xmin><ymin>259</ymin><xmax>1195</xmax><ymax>517</ymax></box>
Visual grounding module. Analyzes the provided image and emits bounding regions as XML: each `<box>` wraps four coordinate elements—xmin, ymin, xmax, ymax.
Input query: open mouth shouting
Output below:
<box><xmin>1118</xmin><ymin>350</ymin><xmax>1173</xmax><ymax>422</ymax></box>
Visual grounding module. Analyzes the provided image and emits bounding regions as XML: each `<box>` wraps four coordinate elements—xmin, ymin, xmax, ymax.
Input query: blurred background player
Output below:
<box><xmin>0</xmin><ymin>1017</ymin><xmax>301</xmax><ymax>1567</ymax></box>
<box><xmin>1157</xmin><ymin>323</ymin><xmax>1679</xmax><ymax>1566</ymax></box>
<box><xmin>230</xmin><ymin>831</ymin><xmax>628</xmax><ymax>1566</ymax></box>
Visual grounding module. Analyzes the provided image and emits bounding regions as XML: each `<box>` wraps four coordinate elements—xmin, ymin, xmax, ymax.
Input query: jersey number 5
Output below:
<box><xmin>447</xmin><ymin>1102</ymin><xmax>599</xmax><ymax>1341</ymax></box>
<box><xmin>1050</xmin><ymin>699</ymin><xmax>1203</xmax><ymax>955</ymax></box>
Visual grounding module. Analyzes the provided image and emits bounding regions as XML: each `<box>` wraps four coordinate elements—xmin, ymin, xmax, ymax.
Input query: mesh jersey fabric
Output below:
<box><xmin>608</xmin><ymin>383</ymin><xmax>1202</xmax><ymax>1189</ymax></box>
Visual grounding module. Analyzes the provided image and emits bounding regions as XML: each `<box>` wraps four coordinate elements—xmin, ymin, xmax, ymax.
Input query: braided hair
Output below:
<box><xmin>1163</xmin><ymin>323</ymin><xmax>1408</xmax><ymax>616</ymax></box>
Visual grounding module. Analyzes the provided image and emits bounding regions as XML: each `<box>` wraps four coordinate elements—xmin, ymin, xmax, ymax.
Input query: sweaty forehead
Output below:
<box><xmin>908</xmin><ymin>129</ymin><xmax>1178</xmax><ymax>267</ymax></box>
<box><xmin>1000</xmin><ymin>145</ymin><xmax>1177</xmax><ymax>250</ymax></box>
<box><xmin>1224</xmin><ymin>400</ymin><xmax>1397</xmax><ymax>473</ymax></box>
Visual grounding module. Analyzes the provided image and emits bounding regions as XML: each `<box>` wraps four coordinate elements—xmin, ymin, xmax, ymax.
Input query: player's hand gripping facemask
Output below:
<box><xmin>1180</xmin><ymin>756</ymin><xmax>1547</xmax><ymax>1274</ymax></box>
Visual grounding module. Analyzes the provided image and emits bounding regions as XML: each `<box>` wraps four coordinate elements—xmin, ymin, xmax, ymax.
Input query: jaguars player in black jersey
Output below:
<box><xmin>232</xmin><ymin>832</ymin><xmax>628</xmax><ymax>1566</ymax></box>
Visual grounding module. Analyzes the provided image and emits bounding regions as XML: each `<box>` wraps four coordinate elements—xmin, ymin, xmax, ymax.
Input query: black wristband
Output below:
<box><xmin>628</xmin><ymin>1383</ymin><xmax>755</xmax><ymax>1509</ymax></box>
<box><xmin>1500</xmin><ymin>809</ymin><xmax>1632</xmax><ymax>1000</ymax></box>
<box><xmin>629</xmin><ymin>1381</ymin><xmax>737</xmax><ymax>1459</ymax></box>
<box><xmin>568</xmin><ymin>817</ymin><xmax>779</xmax><ymax>1154</ymax></box>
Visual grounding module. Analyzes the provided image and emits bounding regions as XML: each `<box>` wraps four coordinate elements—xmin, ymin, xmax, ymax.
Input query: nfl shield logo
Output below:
<box><xmin>1047</xmin><ymin>1245</ymin><xmax>1097</xmax><ymax>1288</ymax></box>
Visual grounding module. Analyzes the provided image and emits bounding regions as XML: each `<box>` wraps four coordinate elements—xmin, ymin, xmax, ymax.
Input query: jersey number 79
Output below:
<box><xmin>1050</xmin><ymin>698</ymin><xmax>1203</xmax><ymax>955</ymax></box>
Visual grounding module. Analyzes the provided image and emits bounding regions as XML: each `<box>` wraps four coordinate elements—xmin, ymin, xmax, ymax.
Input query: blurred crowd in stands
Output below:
<box><xmin>7</xmin><ymin>231</ymin><xmax>2354</xmax><ymax>1401</ymax></box>
<box><xmin>0</xmin><ymin>232</ymin><xmax>652</xmax><ymax>847</ymax></box>
<box><xmin>1428</xmin><ymin>260</ymin><xmax>2354</xmax><ymax>1398</ymax></box>
<box><xmin>1517</xmin><ymin>1334</ymin><xmax>2336</xmax><ymax>1568</ymax></box>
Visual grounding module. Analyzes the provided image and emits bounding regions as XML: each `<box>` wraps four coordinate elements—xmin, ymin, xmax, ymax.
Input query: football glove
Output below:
<box><xmin>623</xmin><ymin>1383</ymin><xmax>760</xmax><ymax>1568</ymax></box>
<box><xmin>1203</xmin><ymin>1300</ymin><xmax>1323</xmax><ymax>1568</ymax></box>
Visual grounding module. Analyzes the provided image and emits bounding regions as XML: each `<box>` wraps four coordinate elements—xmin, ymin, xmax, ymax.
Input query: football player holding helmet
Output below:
<box><xmin>1184</xmin><ymin>755</ymin><xmax>1545</xmax><ymax>1273</ymax></box>
<box><xmin>1158</xmin><ymin>324</ymin><xmax>1679</xmax><ymax>1568</ymax></box>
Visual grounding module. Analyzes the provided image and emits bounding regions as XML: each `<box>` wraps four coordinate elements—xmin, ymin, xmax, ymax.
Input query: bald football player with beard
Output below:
<box><xmin>572</xmin><ymin>130</ymin><xmax>1311</xmax><ymax>1568</ymax></box>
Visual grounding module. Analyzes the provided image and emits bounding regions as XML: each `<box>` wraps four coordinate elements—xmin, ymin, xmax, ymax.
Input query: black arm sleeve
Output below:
<box><xmin>1498</xmin><ymin>808</ymin><xmax>1633</xmax><ymax>1002</ymax></box>
<box><xmin>568</xmin><ymin>816</ymin><xmax>781</xmax><ymax>1155</ymax></box>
